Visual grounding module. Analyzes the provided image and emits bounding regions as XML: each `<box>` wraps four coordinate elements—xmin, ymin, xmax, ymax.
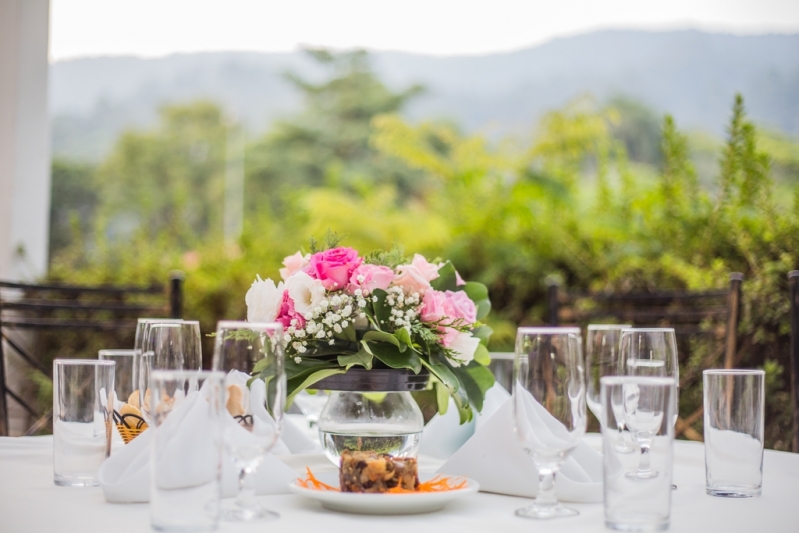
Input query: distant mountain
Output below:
<box><xmin>50</xmin><ymin>29</ymin><xmax>799</xmax><ymax>161</ymax></box>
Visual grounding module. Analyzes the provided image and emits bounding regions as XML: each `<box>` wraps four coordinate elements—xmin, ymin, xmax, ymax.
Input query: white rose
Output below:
<box><xmin>446</xmin><ymin>332</ymin><xmax>480</xmax><ymax>367</ymax></box>
<box><xmin>285</xmin><ymin>271</ymin><xmax>325</xmax><ymax>317</ymax></box>
<box><xmin>245</xmin><ymin>275</ymin><xmax>284</xmax><ymax>323</ymax></box>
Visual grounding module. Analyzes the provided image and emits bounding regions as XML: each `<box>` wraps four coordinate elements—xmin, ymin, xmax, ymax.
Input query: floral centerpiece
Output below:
<box><xmin>245</xmin><ymin>238</ymin><xmax>494</xmax><ymax>423</ymax></box>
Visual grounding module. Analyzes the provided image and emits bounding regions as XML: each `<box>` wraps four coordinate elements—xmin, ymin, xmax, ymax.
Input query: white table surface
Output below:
<box><xmin>1</xmin><ymin>434</ymin><xmax>798</xmax><ymax>533</ymax></box>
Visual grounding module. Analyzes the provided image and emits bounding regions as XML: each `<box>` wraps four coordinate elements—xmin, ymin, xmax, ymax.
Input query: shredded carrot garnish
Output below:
<box><xmin>297</xmin><ymin>467</ymin><xmax>468</xmax><ymax>493</ymax></box>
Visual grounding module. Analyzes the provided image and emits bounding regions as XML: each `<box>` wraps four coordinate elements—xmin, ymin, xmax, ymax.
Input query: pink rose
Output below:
<box><xmin>439</xmin><ymin>327</ymin><xmax>460</xmax><ymax>348</ymax></box>
<box><xmin>420</xmin><ymin>290</ymin><xmax>448</xmax><ymax>323</ymax></box>
<box><xmin>455</xmin><ymin>270</ymin><xmax>466</xmax><ymax>286</ymax></box>
<box><xmin>348</xmin><ymin>264</ymin><xmax>394</xmax><ymax>294</ymax></box>
<box><xmin>394</xmin><ymin>254</ymin><xmax>440</xmax><ymax>295</ymax></box>
<box><xmin>276</xmin><ymin>290</ymin><xmax>306</xmax><ymax>329</ymax></box>
<box><xmin>443</xmin><ymin>290</ymin><xmax>477</xmax><ymax>325</ymax></box>
<box><xmin>304</xmin><ymin>247</ymin><xmax>363</xmax><ymax>290</ymax></box>
<box><xmin>279</xmin><ymin>251</ymin><xmax>308</xmax><ymax>281</ymax></box>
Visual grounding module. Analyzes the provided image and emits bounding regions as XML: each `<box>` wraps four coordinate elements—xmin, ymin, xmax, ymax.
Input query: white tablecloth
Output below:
<box><xmin>1</xmin><ymin>435</ymin><xmax>798</xmax><ymax>533</ymax></box>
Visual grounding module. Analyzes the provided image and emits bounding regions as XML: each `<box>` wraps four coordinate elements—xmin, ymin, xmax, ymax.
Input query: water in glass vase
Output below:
<box><xmin>320</xmin><ymin>426</ymin><xmax>422</xmax><ymax>465</ymax></box>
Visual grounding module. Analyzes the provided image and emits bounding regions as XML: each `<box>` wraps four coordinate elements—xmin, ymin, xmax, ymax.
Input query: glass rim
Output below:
<box><xmin>600</xmin><ymin>376</ymin><xmax>678</xmax><ymax>387</ymax></box>
<box><xmin>53</xmin><ymin>359</ymin><xmax>115</xmax><ymax>366</ymax></box>
<box><xmin>517</xmin><ymin>326</ymin><xmax>581</xmax><ymax>335</ymax></box>
<box><xmin>137</xmin><ymin>317</ymin><xmax>182</xmax><ymax>324</ymax></box>
<box><xmin>587</xmin><ymin>324</ymin><xmax>632</xmax><ymax>330</ymax></box>
<box><xmin>150</xmin><ymin>369</ymin><xmax>224</xmax><ymax>381</ymax></box>
<box><xmin>620</xmin><ymin>327</ymin><xmax>676</xmax><ymax>333</ymax></box>
<box><xmin>98</xmin><ymin>349</ymin><xmax>136</xmax><ymax>356</ymax></box>
<box><xmin>216</xmin><ymin>320</ymin><xmax>284</xmax><ymax>331</ymax></box>
<box><xmin>703</xmin><ymin>369</ymin><xmax>765</xmax><ymax>376</ymax></box>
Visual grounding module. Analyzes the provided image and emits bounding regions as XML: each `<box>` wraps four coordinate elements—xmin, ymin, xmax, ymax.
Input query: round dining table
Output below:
<box><xmin>1</xmin><ymin>433</ymin><xmax>797</xmax><ymax>533</ymax></box>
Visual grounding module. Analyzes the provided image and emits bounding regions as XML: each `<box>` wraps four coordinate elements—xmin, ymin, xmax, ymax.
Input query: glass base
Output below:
<box><xmin>706</xmin><ymin>487</ymin><xmax>761</xmax><ymax>498</ymax></box>
<box><xmin>54</xmin><ymin>475</ymin><xmax>99</xmax><ymax>487</ymax></box>
<box><xmin>615</xmin><ymin>441</ymin><xmax>636</xmax><ymax>454</ymax></box>
<box><xmin>625</xmin><ymin>470</ymin><xmax>659</xmax><ymax>480</ymax></box>
<box><xmin>515</xmin><ymin>503</ymin><xmax>579</xmax><ymax>519</ymax></box>
<box><xmin>221</xmin><ymin>504</ymin><xmax>279</xmax><ymax>522</ymax></box>
<box><xmin>606</xmin><ymin>519</ymin><xmax>669</xmax><ymax>531</ymax></box>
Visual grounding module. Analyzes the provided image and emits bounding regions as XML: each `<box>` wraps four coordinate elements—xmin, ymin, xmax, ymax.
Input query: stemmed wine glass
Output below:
<box><xmin>585</xmin><ymin>324</ymin><xmax>633</xmax><ymax>453</ymax></box>
<box><xmin>513</xmin><ymin>327</ymin><xmax>587</xmax><ymax>519</ymax></box>
<box><xmin>138</xmin><ymin>321</ymin><xmax>202</xmax><ymax>417</ymax></box>
<box><xmin>212</xmin><ymin>321</ymin><xmax>286</xmax><ymax>522</ymax></box>
<box><xmin>618</xmin><ymin>328</ymin><xmax>679</xmax><ymax>479</ymax></box>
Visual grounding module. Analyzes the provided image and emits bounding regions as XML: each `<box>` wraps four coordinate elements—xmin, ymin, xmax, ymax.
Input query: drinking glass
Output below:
<box><xmin>149</xmin><ymin>370</ymin><xmax>224</xmax><ymax>532</ymax></box>
<box><xmin>585</xmin><ymin>324</ymin><xmax>632</xmax><ymax>452</ymax></box>
<box><xmin>133</xmin><ymin>318</ymin><xmax>183</xmax><ymax>404</ymax></box>
<box><xmin>212</xmin><ymin>321</ymin><xmax>286</xmax><ymax>522</ymax></box>
<box><xmin>513</xmin><ymin>327</ymin><xmax>586</xmax><ymax>519</ymax></box>
<box><xmin>53</xmin><ymin>359</ymin><xmax>115</xmax><ymax>486</ymax></box>
<box><xmin>601</xmin><ymin>376</ymin><xmax>676</xmax><ymax>531</ymax></box>
<box><xmin>139</xmin><ymin>321</ymin><xmax>202</xmax><ymax>418</ymax></box>
<box><xmin>98</xmin><ymin>349</ymin><xmax>137</xmax><ymax>404</ymax></box>
<box><xmin>703</xmin><ymin>369</ymin><xmax>764</xmax><ymax>497</ymax></box>
<box><xmin>619</xmin><ymin>328</ymin><xmax>679</xmax><ymax>479</ymax></box>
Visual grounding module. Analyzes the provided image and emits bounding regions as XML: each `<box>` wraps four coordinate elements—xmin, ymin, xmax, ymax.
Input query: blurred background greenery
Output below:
<box><xmin>47</xmin><ymin>49</ymin><xmax>799</xmax><ymax>449</ymax></box>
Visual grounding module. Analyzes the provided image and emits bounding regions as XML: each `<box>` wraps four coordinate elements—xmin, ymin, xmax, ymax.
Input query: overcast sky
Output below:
<box><xmin>50</xmin><ymin>0</ymin><xmax>799</xmax><ymax>62</ymax></box>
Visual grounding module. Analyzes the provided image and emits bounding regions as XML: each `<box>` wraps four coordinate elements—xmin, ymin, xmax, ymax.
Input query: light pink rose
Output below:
<box><xmin>276</xmin><ymin>290</ymin><xmax>306</xmax><ymax>329</ymax></box>
<box><xmin>443</xmin><ymin>290</ymin><xmax>477</xmax><ymax>325</ymax></box>
<box><xmin>279</xmin><ymin>251</ymin><xmax>308</xmax><ymax>281</ymax></box>
<box><xmin>439</xmin><ymin>327</ymin><xmax>460</xmax><ymax>348</ymax></box>
<box><xmin>394</xmin><ymin>254</ymin><xmax>440</xmax><ymax>295</ymax></box>
<box><xmin>348</xmin><ymin>264</ymin><xmax>394</xmax><ymax>294</ymax></box>
<box><xmin>304</xmin><ymin>247</ymin><xmax>362</xmax><ymax>290</ymax></box>
<box><xmin>455</xmin><ymin>270</ymin><xmax>466</xmax><ymax>286</ymax></box>
<box><xmin>420</xmin><ymin>290</ymin><xmax>448</xmax><ymax>323</ymax></box>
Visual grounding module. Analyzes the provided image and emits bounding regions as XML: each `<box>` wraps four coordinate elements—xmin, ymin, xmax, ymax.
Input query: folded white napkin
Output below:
<box><xmin>420</xmin><ymin>383</ymin><xmax>510</xmax><ymax>459</ymax></box>
<box><xmin>98</xmin><ymin>372</ymin><xmax>310</xmax><ymax>503</ymax></box>
<box><xmin>436</xmin><ymin>396</ymin><xmax>603</xmax><ymax>502</ymax></box>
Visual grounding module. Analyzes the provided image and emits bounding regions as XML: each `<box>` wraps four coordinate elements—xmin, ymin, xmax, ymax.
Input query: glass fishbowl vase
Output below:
<box><xmin>312</xmin><ymin>368</ymin><xmax>427</xmax><ymax>465</ymax></box>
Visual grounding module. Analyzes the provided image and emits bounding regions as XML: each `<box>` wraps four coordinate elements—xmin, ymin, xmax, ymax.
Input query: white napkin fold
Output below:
<box><xmin>436</xmin><ymin>397</ymin><xmax>603</xmax><ymax>502</ymax></box>
<box><xmin>420</xmin><ymin>383</ymin><xmax>510</xmax><ymax>459</ymax></box>
<box><xmin>98</xmin><ymin>372</ymin><xmax>307</xmax><ymax>503</ymax></box>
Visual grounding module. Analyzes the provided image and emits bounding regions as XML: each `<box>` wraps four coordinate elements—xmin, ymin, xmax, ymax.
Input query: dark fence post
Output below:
<box><xmin>789</xmin><ymin>271</ymin><xmax>799</xmax><ymax>453</ymax></box>
<box><xmin>724</xmin><ymin>273</ymin><xmax>744</xmax><ymax>370</ymax></box>
<box><xmin>169</xmin><ymin>271</ymin><xmax>185</xmax><ymax>319</ymax></box>
<box><xmin>0</xmin><ymin>327</ymin><xmax>8</xmax><ymax>436</ymax></box>
<box><xmin>546</xmin><ymin>280</ymin><xmax>560</xmax><ymax>326</ymax></box>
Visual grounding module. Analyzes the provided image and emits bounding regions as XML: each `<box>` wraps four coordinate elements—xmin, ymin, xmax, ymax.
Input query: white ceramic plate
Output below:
<box><xmin>289</xmin><ymin>471</ymin><xmax>479</xmax><ymax>515</ymax></box>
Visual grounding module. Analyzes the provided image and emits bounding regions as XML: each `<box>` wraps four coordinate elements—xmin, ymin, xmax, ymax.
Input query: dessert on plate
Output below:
<box><xmin>339</xmin><ymin>450</ymin><xmax>419</xmax><ymax>493</ymax></box>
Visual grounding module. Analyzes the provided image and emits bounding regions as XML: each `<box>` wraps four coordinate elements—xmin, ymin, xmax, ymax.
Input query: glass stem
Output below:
<box><xmin>236</xmin><ymin>467</ymin><xmax>256</xmax><ymax>509</ymax></box>
<box><xmin>617</xmin><ymin>422</ymin><xmax>625</xmax><ymax>445</ymax></box>
<box><xmin>535</xmin><ymin>467</ymin><xmax>558</xmax><ymax>508</ymax></box>
<box><xmin>638</xmin><ymin>440</ymin><xmax>652</xmax><ymax>474</ymax></box>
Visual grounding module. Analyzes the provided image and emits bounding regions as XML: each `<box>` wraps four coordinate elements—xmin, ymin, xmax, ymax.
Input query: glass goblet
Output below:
<box><xmin>513</xmin><ymin>327</ymin><xmax>586</xmax><ymax>519</ymax></box>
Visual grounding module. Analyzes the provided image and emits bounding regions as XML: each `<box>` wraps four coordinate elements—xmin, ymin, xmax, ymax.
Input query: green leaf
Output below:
<box><xmin>452</xmin><ymin>387</ymin><xmax>474</xmax><ymax>423</ymax></box>
<box><xmin>435</xmin><ymin>381</ymin><xmax>450</xmax><ymax>415</ymax></box>
<box><xmin>283</xmin><ymin>356</ymin><xmax>336</xmax><ymax>381</ymax></box>
<box><xmin>368</xmin><ymin>341</ymin><xmax>422</xmax><ymax>374</ymax></box>
<box><xmin>363</xmin><ymin>330</ymin><xmax>400</xmax><ymax>348</ymax></box>
<box><xmin>369</xmin><ymin>289</ymin><xmax>392</xmax><ymax>330</ymax></box>
<box><xmin>251</xmin><ymin>357</ymin><xmax>270</xmax><ymax>375</ymax></box>
<box><xmin>471</xmin><ymin>325</ymin><xmax>494</xmax><ymax>345</ymax></box>
<box><xmin>464</xmin><ymin>281</ymin><xmax>491</xmax><ymax>321</ymax></box>
<box><xmin>431</xmin><ymin>261</ymin><xmax>458</xmax><ymax>292</ymax></box>
<box><xmin>286</xmin><ymin>368</ymin><xmax>346</xmax><ymax>404</ymax></box>
<box><xmin>337</xmin><ymin>349</ymin><xmax>374</xmax><ymax>370</ymax></box>
<box><xmin>336</xmin><ymin>323</ymin><xmax>357</xmax><ymax>343</ymax></box>
<box><xmin>473</xmin><ymin>343</ymin><xmax>491</xmax><ymax>366</ymax></box>
<box><xmin>420</xmin><ymin>356</ymin><xmax>459</xmax><ymax>392</ymax></box>
<box><xmin>393</xmin><ymin>327</ymin><xmax>413</xmax><ymax>352</ymax></box>
<box><xmin>453</xmin><ymin>363</ymin><xmax>496</xmax><ymax>412</ymax></box>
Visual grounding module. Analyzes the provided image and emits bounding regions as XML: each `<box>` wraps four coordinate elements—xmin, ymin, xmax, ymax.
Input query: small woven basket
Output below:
<box><xmin>116</xmin><ymin>424</ymin><xmax>146</xmax><ymax>444</ymax></box>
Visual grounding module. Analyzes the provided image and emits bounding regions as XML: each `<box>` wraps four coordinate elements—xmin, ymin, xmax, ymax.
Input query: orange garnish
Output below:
<box><xmin>297</xmin><ymin>468</ymin><xmax>468</xmax><ymax>493</ymax></box>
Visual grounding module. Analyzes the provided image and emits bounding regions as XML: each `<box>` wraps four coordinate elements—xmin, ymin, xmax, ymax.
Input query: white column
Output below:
<box><xmin>0</xmin><ymin>0</ymin><xmax>51</xmax><ymax>281</ymax></box>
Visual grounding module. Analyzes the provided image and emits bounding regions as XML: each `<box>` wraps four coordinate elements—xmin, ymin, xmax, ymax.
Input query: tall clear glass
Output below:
<box><xmin>619</xmin><ymin>328</ymin><xmax>679</xmax><ymax>479</ymax></box>
<box><xmin>212</xmin><ymin>321</ymin><xmax>286</xmax><ymax>522</ymax></box>
<box><xmin>149</xmin><ymin>370</ymin><xmax>224</xmax><ymax>532</ymax></box>
<box><xmin>601</xmin><ymin>376</ymin><xmax>676</xmax><ymax>531</ymax></box>
<box><xmin>703</xmin><ymin>369</ymin><xmax>764</xmax><ymax>497</ymax></box>
<box><xmin>139</xmin><ymin>321</ymin><xmax>202</xmax><ymax>418</ymax></box>
<box><xmin>133</xmin><ymin>318</ymin><xmax>184</xmax><ymax>407</ymax></box>
<box><xmin>98</xmin><ymin>349</ymin><xmax>137</xmax><ymax>403</ymax></box>
<box><xmin>585</xmin><ymin>324</ymin><xmax>632</xmax><ymax>452</ymax></box>
<box><xmin>513</xmin><ymin>327</ymin><xmax>586</xmax><ymax>519</ymax></box>
<box><xmin>53</xmin><ymin>359</ymin><xmax>115</xmax><ymax>486</ymax></box>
